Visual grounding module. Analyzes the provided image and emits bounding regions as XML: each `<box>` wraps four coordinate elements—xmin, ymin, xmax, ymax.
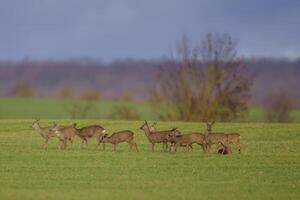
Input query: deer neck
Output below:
<box><xmin>143</xmin><ymin>126</ymin><xmax>152</xmax><ymax>137</ymax></box>
<box><xmin>34</xmin><ymin>123</ymin><xmax>43</xmax><ymax>132</ymax></box>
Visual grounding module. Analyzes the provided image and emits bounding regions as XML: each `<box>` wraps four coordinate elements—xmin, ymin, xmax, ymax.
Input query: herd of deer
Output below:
<box><xmin>31</xmin><ymin>120</ymin><xmax>241</xmax><ymax>154</ymax></box>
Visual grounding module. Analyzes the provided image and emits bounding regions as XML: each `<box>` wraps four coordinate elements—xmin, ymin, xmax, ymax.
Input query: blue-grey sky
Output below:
<box><xmin>0</xmin><ymin>0</ymin><xmax>299</xmax><ymax>61</ymax></box>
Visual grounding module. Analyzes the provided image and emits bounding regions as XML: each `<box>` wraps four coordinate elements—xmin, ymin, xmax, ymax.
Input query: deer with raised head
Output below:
<box><xmin>74</xmin><ymin>124</ymin><xmax>106</xmax><ymax>148</ymax></box>
<box><xmin>140</xmin><ymin>120</ymin><xmax>180</xmax><ymax>152</ymax></box>
<box><xmin>203</xmin><ymin>121</ymin><xmax>229</xmax><ymax>153</ymax></box>
<box><xmin>31</xmin><ymin>119</ymin><xmax>56</xmax><ymax>148</ymax></box>
<box><xmin>98</xmin><ymin>130</ymin><xmax>138</xmax><ymax>152</ymax></box>
<box><xmin>167</xmin><ymin>133</ymin><xmax>205</xmax><ymax>152</ymax></box>
<box><xmin>51</xmin><ymin>123</ymin><xmax>78</xmax><ymax>149</ymax></box>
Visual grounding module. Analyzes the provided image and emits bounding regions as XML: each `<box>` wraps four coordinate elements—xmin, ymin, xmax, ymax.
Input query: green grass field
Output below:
<box><xmin>0</xmin><ymin>120</ymin><xmax>299</xmax><ymax>199</ymax></box>
<box><xmin>1</xmin><ymin>97</ymin><xmax>300</xmax><ymax>122</ymax></box>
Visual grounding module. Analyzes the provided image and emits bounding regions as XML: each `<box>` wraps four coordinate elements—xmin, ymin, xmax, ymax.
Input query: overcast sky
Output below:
<box><xmin>0</xmin><ymin>0</ymin><xmax>299</xmax><ymax>61</ymax></box>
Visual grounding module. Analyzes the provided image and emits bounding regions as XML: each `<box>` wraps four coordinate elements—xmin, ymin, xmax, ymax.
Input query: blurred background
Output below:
<box><xmin>0</xmin><ymin>0</ymin><xmax>299</xmax><ymax>122</ymax></box>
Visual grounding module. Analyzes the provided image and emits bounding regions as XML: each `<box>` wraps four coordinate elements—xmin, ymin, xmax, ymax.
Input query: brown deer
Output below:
<box><xmin>74</xmin><ymin>125</ymin><xmax>106</xmax><ymax>147</ymax></box>
<box><xmin>98</xmin><ymin>130</ymin><xmax>138</xmax><ymax>152</ymax></box>
<box><xmin>167</xmin><ymin>133</ymin><xmax>205</xmax><ymax>152</ymax></box>
<box><xmin>51</xmin><ymin>123</ymin><xmax>78</xmax><ymax>149</ymax></box>
<box><xmin>31</xmin><ymin>119</ymin><xmax>56</xmax><ymax>148</ymax></box>
<box><xmin>203</xmin><ymin>121</ymin><xmax>229</xmax><ymax>153</ymax></box>
<box><xmin>217</xmin><ymin>143</ymin><xmax>232</xmax><ymax>155</ymax></box>
<box><xmin>140</xmin><ymin>120</ymin><xmax>180</xmax><ymax>152</ymax></box>
<box><xmin>204</xmin><ymin>122</ymin><xmax>241</xmax><ymax>153</ymax></box>
<box><xmin>227</xmin><ymin>133</ymin><xmax>241</xmax><ymax>153</ymax></box>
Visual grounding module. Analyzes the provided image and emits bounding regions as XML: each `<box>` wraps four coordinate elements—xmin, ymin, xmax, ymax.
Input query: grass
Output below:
<box><xmin>1</xmin><ymin>97</ymin><xmax>300</xmax><ymax>122</ymax></box>
<box><xmin>0</xmin><ymin>120</ymin><xmax>299</xmax><ymax>199</ymax></box>
<box><xmin>0</xmin><ymin>97</ymin><xmax>155</xmax><ymax>119</ymax></box>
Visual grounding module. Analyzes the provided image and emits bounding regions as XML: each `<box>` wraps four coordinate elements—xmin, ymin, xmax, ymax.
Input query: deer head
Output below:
<box><xmin>206</xmin><ymin>121</ymin><xmax>215</xmax><ymax>133</ymax></box>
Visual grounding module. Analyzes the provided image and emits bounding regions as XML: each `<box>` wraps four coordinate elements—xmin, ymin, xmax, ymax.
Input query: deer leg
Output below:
<box><xmin>237</xmin><ymin>143</ymin><xmax>241</xmax><ymax>154</ymax></box>
<box><xmin>67</xmin><ymin>137</ymin><xmax>73</xmax><ymax>148</ymax></box>
<box><xmin>134</xmin><ymin>142</ymin><xmax>139</xmax><ymax>152</ymax></box>
<box><xmin>82</xmin><ymin>138</ymin><xmax>87</xmax><ymax>147</ymax></box>
<box><xmin>151</xmin><ymin>143</ymin><xmax>155</xmax><ymax>152</ymax></box>
<box><xmin>63</xmin><ymin>139</ymin><xmax>67</xmax><ymax>149</ymax></box>
<box><xmin>96</xmin><ymin>136</ymin><xmax>101</xmax><ymax>149</ymax></box>
<box><xmin>44</xmin><ymin>138</ymin><xmax>49</xmax><ymax>149</ymax></box>
<box><xmin>81</xmin><ymin>139</ymin><xmax>85</xmax><ymax>148</ymax></box>
<box><xmin>102</xmin><ymin>143</ymin><xmax>106</xmax><ymax>151</ymax></box>
<box><xmin>128</xmin><ymin>141</ymin><xmax>132</xmax><ymax>152</ymax></box>
<box><xmin>165</xmin><ymin>142</ymin><xmax>168</xmax><ymax>152</ymax></box>
<box><xmin>189</xmin><ymin>144</ymin><xmax>193</xmax><ymax>152</ymax></box>
<box><xmin>113</xmin><ymin>144</ymin><xmax>116</xmax><ymax>152</ymax></box>
<box><xmin>205</xmin><ymin>143</ymin><xmax>211</xmax><ymax>153</ymax></box>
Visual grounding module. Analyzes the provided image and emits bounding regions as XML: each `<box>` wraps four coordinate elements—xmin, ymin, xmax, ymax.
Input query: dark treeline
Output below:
<box><xmin>0</xmin><ymin>57</ymin><xmax>299</xmax><ymax>107</ymax></box>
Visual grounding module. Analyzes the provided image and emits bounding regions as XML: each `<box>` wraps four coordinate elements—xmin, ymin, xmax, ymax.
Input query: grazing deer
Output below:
<box><xmin>74</xmin><ymin>125</ymin><xmax>106</xmax><ymax>147</ymax></box>
<box><xmin>217</xmin><ymin>143</ymin><xmax>232</xmax><ymax>155</ymax></box>
<box><xmin>168</xmin><ymin>133</ymin><xmax>205</xmax><ymax>152</ymax></box>
<box><xmin>140</xmin><ymin>120</ymin><xmax>180</xmax><ymax>152</ymax></box>
<box><xmin>99</xmin><ymin>131</ymin><xmax>138</xmax><ymax>152</ymax></box>
<box><xmin>227</xmin><ymin>133</ymin><xmax>241</xmax><ymax>153</ymax></box>
<box><xmin>51</xmin><ymin>123</ymin><xmax>78</xmax><ymax>149</ymax></box>
<box><xmin>31</xmin><ymin>119</ymin><xmax>56</xmax><ymax>148</ymax></box>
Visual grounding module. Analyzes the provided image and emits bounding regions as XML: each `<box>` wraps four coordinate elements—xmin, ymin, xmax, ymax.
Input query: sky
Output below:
<box><xmin>0</xmin><ymin>0</ymin><xmax>299</xmax><ymax>61</ymax></box>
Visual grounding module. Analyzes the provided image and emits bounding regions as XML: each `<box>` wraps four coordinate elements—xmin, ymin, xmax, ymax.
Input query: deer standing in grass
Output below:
<box><xmin>203</xmin><ymin>121</ymin><xmax>229</xmax><ymax>153</ymax></box>
<box><xmin>140</xmin><ymin>120</ymin><xmax>180</xmax><ymax>152</ymax></box>
<box><xmin>31</xmin><ymin>119</ymin><xmax>56</xmax><ymax>148</ymax></box>
<box><xmin>167</xmin><ymin>133</ymin><xmax>205</xmax><ymax>152</ymax></box>
<box><xmin>74</xmin><ymin>125</ymin><xmax>106</xmax><ymax>148</ymax></box>
<box><xmin>51</xmin><ymin>123</ymin><xmax>78</xmax><ymax>149</ymax></box>
<box><xmin>99</xmin><ymin>130</ymin><xmax>138</xmax><ymax>152</ymax></box>
<box><xmin>204</xmin><ymin>121</ymin><xmax>241</xmax><ymax>153</ymax></box>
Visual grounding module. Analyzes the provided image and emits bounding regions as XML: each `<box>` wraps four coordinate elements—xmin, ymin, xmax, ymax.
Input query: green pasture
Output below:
<box><xmin>0</xmin><ymin>120</ymin><xmax>299</xmax><ymax>199</ymax></box>
<box><xmin>0</xmin><ymin>97</ymin><xmax>300</xmax><ymax>122</ymax></box>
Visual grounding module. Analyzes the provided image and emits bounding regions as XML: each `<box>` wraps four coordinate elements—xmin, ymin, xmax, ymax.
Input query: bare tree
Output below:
<box><xmin>150</xmin><ymin>33</ymin><xmax>252</xmax><ymax>121</ymax></box>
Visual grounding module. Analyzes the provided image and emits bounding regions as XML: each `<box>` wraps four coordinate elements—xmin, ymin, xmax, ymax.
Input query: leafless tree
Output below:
<box><xmin>150</xmin><ymin>33</ymin><xmax>252</xmax><ymax>121</ymax></box>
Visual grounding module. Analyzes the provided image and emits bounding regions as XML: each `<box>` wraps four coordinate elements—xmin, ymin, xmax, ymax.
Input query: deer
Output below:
<box><xmin>167</xmin><ymin>133</ymin><xmax>206</xmax><ymax>152</ymax></box>
<box><xmin>140</xmin><ymin>120</ymin><xmax>180</xmax><ymax>152</ymax></box>
<box><xmin>203</xmin><ymin>121</ymin><xmax>229</xmax><ymax>153</ymax></box>
<box><xmin>98</xmin><ymin>130</ymin><xmax>138</xmax><ymax>152</ymax></box>
<box><xmin>74</xmin><ymin>124</ymin><xmax>106</xmax><ymax>148</ymax></box>
<box><xmin>204</xmin><ymin>121</ymin><xmax>241</xmax><ymax>153</ymax></box>
<box><xmin>51</xmin><ymin>123</ymin><xmax>78</xmax><ymax>149</ymax></box>
<box><xmin>217</xmin><ymin>143</ymin><xmax>232</xmax><ymax>155</ymax></box>
<box><xmin>31</xmin><ymin>119</ymin><xmax>57</xmax><ymax>148</ymax></box>
<box><xmin>227</xmin><ymin>133</ymin><xmax>241</xmax><ymax>153</ymax></box>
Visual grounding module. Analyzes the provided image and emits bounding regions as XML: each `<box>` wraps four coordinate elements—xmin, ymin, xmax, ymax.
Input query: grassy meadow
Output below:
<box><xmin>0</xmin><ymin>97</ymin><xmax>300</xmax><ymax>122</ymax></box>
<box><xmin>0</xmin><ymin>120</ymin><xmax>299</xmax><ymax>199</ymax></box>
